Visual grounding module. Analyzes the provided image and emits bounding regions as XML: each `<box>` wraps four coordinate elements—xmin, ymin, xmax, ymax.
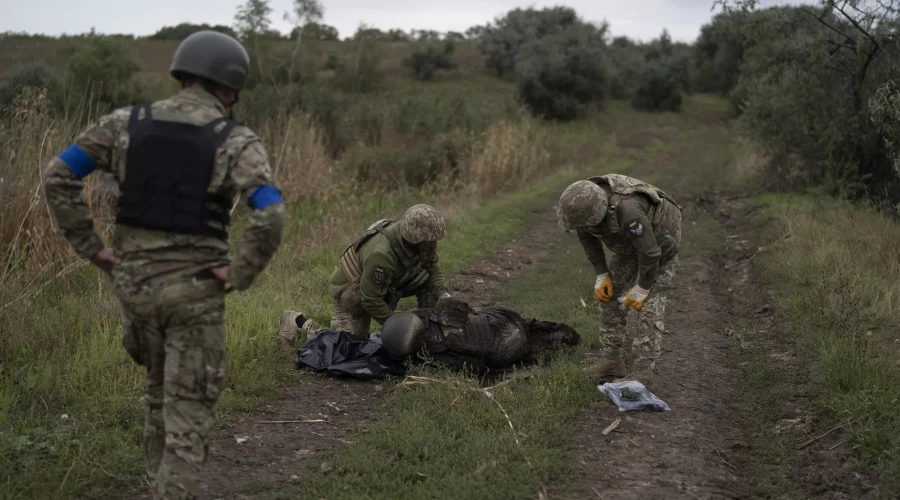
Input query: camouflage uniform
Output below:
<box><xmin>42</xmin><ymin>87</ymin><xmax>285</xmax><ymax>498</ymax></box>
<box><xmin>328</xmin><ymin>205</ymin><xmax>449</xmax><ymax>336</ymax></box>
<box><xmin>558</xmin><ymin>175</ymin><xmax>682</xmax><ymax>375</ymax></box>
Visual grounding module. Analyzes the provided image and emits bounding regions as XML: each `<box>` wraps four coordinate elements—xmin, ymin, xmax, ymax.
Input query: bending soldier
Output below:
<box><xmin>282</xmin><ymin>204</ymin><xmax>450</xmax><ymax>339</ymax></box>
<box><xmin>556</xmin><ymin>174</ymin><xmax>682</xmax><ymax>384</ymax></box>
<box><xmin>42</xmin><ymin>31</ymin><xmax>285</xmax><ymax>499</ymax></box>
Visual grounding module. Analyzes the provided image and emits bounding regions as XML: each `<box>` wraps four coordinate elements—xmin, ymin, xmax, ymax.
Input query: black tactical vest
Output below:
<box><xmin>116</xmin><ymin>103</ymin><xmax>236</xmax><ymax>240</ymax></box>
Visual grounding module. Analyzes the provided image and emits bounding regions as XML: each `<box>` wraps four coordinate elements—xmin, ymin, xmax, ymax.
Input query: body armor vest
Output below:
<box><xmin>116</xmin><ymin>103</ymin><xmax>236</xmax><ymax>240</ymax></box>
<box><xmin>588</xmin><ymin>174</ymin><xmax>683</xmax><ymax>234</ymax></box>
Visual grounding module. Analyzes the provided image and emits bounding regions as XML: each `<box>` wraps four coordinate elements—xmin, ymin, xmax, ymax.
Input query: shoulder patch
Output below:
<box><xmin>626</xmin><ymin>218</ymin><xmax>644</xmax><ymax>238</ymax></box>
<box><xmin>372</xmin><ymin>265</ymin><xmax>386</xmax><ymax>284</ymax></box>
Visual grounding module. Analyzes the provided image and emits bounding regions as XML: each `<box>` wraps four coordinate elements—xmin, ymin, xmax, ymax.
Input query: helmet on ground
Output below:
<box><xmin>170</xmin><ymin>31</ymin><xmax>251</xmax><ymax>91</ymax></box>
<box><xmin>399</xmin><ymin>204</ymin><xmax>447</xmax><ymax>244</ymax></box>
<box><xmin>556</xmin><ymin>180</ymin><xmax>608</xmax><ymax>231</ymax></box>
<box><xmin>381</xmin><ymin>313</ymin><xmax>427</xmax><ymax>359</ymax></box>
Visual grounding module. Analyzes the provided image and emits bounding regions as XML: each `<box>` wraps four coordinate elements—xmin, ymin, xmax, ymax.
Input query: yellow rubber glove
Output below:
<box><xmin>620</xmin><ymin>285</ymin><xmax>650</xmax><ymax>311</ymax></box>
<box><xmin>594</xmin><ymin>273</ymin><xmax>614</xmax><ymax>303</ymax></box>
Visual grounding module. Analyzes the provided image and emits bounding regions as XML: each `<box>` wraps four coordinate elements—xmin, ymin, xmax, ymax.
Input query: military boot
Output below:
<box><xmin>279</xmin><ymin>310</ymin><xmax>303</xmax><ymax>348</ymax></box>
<box><xmin>583</xmin><ymin>357</ymin><xmax>627</xmax><ymax>381</ymax></box>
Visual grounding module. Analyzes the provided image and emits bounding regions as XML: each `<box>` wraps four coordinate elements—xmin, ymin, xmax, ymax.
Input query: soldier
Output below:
<box><xmin>281</xmin><ymin>297</ymin><xmax>581</xmax><ymax>377</ymax></box>
<box><xmin>41</xmin><ymin>31</ymin><xmax>285</xmax><ymax>499</ymax></box>
<box><xmin>556</xmin><ymin>174</ymin><xmax>682</xmax><ymax>384</ymax></box>
<box><xmin>281</xmin><ymin>204</ymin><xmax>450</xmax><ymax>340</ymax></box>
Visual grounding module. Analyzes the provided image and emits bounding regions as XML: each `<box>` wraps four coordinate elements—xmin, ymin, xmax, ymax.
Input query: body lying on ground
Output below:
<box><xmin>280</xmin><ymin>297</ymin><xmax>581</xmax><ymax>376</ymax></box>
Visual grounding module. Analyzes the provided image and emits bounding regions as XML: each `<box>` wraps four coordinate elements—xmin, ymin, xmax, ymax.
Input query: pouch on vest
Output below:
<box><xmin>116</xmin><ymin>103</ymin><xmax>236</xmax><ymax>240</ymax></box>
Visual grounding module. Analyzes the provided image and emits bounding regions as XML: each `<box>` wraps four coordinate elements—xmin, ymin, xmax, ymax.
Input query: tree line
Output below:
<box><xmin>2</xmin><ymin>1</ymin><xmax>899</xmax><ymax>209</ymax></box>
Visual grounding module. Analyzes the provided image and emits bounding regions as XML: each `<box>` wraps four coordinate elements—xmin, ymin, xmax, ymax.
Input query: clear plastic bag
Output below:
<box><xmin>598</xmin><ymin>381</ymin><xmax>672</xmax><ymax>412</ymax></box>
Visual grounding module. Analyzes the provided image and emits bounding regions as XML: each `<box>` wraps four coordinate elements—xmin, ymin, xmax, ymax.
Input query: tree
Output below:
<box><xmin>284</xmin><ymin>0</ymin><xmax>324</xmax><ymax>78</ymax></box>
<box><xmin>445</xmin><ymin>31</ymin><xmax>465</xmax><ymax>42</ymax></box>
<box><xmin>404</xmin><ymin>41</ymin><xmax>457</xmax><ymax>80</ymax></box>
<box><xmin>515</xmin><ymin>22</ymin><xmax>610</xmax><ymax>120</ymax></box>
<box><xmin>290</xmin><ymin>22</ymin><xmax>338</xmax><ymax>41</ymax></box>
<box><xmin>476</xmin><ymin>6</ymin><xmax>581</xmax><ymax>77</ymax></box>
<box><xmin>234</xmin><ymin>0</ymin><xmax>273</xmax><ymax>75</ymax></box>
<box><xmin>150</xmin><ymin>23</ymin><xmax>238</xmax><ymax>40</ymax></box>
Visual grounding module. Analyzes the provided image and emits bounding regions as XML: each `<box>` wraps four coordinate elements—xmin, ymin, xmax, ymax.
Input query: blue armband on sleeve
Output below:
<box><xmin>249</xmin><ymin>185</ymin><xmax>284</xmax><ymax>210</ymax></box>
<box><xmin>58</xmin><ymin>145</ymin><xmax>95</xmax><ymax>179</ymax></box>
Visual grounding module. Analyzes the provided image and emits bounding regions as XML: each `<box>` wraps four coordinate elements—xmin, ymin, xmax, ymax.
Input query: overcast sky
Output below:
<box><xmin>3</xmin><ymin>0</ymin><xmax>810</xmax><ymax>43</ymax></box>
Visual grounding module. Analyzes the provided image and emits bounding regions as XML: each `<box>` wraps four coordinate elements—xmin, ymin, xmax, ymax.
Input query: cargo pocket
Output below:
<box><xmin>340</xmin><ymin>278</ymin><xmax>363</xmax><ymax>316</ymax></box>
<box><xmin>121</xmin><ymin>315</ymin><xmax>145</xmax><ymax>366</ymax></box>
<box><xmin>202</xmin><ymin>348</ymin><xmax>226</xmax><ymax>403</ymax></box>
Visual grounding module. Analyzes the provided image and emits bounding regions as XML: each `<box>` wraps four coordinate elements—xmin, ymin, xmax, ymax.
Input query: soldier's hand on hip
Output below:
<box><xmin>89</xmin><ymin>248</ymin><xmax>121</xmax><ymax>278</ymax></box>
<box><xmin>212</xmin><ymin>266</ymin><xmax>231</xmax><ymax>283</ymax></box>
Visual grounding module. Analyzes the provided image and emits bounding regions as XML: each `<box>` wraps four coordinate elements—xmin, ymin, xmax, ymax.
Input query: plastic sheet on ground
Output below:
<box><xmin>295</xmin><ymin>329</ymin><xmax>406</xmax><ymax>381</ymax></box>
<box><xmin>598</xmin><ymin>381</ymin><xmax>672</xmax><ymax>412</ymax></box>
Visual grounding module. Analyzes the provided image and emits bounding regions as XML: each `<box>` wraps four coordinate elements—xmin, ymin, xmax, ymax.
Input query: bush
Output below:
<box><xmin>333</xmin><ymin>34</ymin><xmax>384</xmax><ymax>93</ymax></box>
<box><xmin>58</xmin><ymin>34</ymin><xmax>142</xmax><ymax>110</ymax></box>
<box><xmin>324</xmin><ymin>54</ymin><xmax>340</xmax><ymax>70</ymax></box>
<box><xmin>404</xmin><ymin>41</ymin><xmax>457</xmax><ymax>81</ymax></box>
<box><xmin>338</xmin><ymin>131</ymin><xmax>474</xmax><ymax>187</ymax></box>
<box><xmin>515</xmin><ymin>24</ymin><xmax>609</xmax><ymax>121</ymax></box>
<box><xmin>0</xmin><ymin>64</ymin><xmax>55</xmax><ymax>113</ymax></box>
<box><xmin>631</xmin><ymin>65</ymin><xmax>683</xmax><ymax>112</ymax></box>
<box><xmin>476</xmin><ymin>6</ymin><xmax>581</xmax><ymax>77</ymax></box>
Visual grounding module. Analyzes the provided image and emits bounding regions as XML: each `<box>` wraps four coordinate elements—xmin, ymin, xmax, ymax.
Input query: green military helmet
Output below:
<box><xmin>556</xmin><ymin>180</ymin><xmax>608</xmax><ymax>231</ymax></box>
<box><xmin>170</xmin><ymin>31</ymin><xmax>251</xmax><ymax>91</ymax></box>
<box><xmin>399</xmin><ymin>204</ymin><xmax>447</xmax><ymax>244</ymax></box>
<box><xmin>381</xmin><ymin>312</ymin><xmax>428</xmax><ymax>360</ymax></box>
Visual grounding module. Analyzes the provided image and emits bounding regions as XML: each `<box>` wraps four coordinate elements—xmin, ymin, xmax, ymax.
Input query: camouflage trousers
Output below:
<box><xmin>331</xmin><ymin>281</ymin><xmax>437</xmax><ymax>336</ymax></box>
<box><xmin>118</xmin><ymin>277</ymin><xmax>226</xmax><ymax>500</ymax></box>
<box><xmin>599</xmin><ymin>254</ymin><xmax>679</xmax><ymax>374</ymax></box>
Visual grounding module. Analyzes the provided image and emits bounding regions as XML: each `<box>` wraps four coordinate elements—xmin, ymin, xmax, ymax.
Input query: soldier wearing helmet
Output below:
<box><xmin>557</xmin><ymin>174</ymin><xmax>682</xmax><ymax>384</ymax></box>
<box><xmin>42</xmin><ymin>31</ymin><xmax>285</xmax><ymax>499</ymax></box>
<box><xmin>281</xmin><ymin>204</ymin><xmax>450</xmax><ymax>341</ymax></box>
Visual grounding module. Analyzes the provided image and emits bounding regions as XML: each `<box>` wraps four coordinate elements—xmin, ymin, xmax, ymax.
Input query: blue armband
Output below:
<box><xmin>249</xmin><ymin>185</ymin><xmax>284</xmax><ymax>210</ymax></box>
<box><xmin>58</xmin><ymin>145</ymin><xmax>95</xmax><ymax>179</ymax></box>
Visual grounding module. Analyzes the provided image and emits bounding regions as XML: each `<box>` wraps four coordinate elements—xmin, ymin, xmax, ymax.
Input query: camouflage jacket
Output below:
<box><xmin>42</xmin><ymin>87</ymin><xmax>285</xmax><ymax>292</ymax></box>
<box><xmin>329</xmin><ymin>221</ymin><xmax>448</xmax><ymax>323</ymax></box>
<box><xmin>577</xmin><ymin>177</ymin><xmax>682</xmax><ymax>289</ymax></box>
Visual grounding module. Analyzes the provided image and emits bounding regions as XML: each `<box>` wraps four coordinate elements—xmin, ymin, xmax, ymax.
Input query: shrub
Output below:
<box><xmin>404</xmin><ymin>41</ymin><xmax>457</xmax><ymax>81</ymax></box>
<box><xmin>324</xmin><ymin>54</ymin><xmax>340</xmax><ymax>70</ymax></box>
<box><xmin>475</xmin><ymin>6</ymin><xmax>581</xmax><ymax>77</ymax></box>
<box><xmin>631</xmin><ymin>65</ymin><xmax>683</xmax><ymax>112</ymax></box>
<box><xmin>333</xmin><ymin>32</ymin><xmax>384</xmax><ymax>93</ymax></box>
<box><xmin>515</xmin><ymin>24</ymin><xmax>609</xmax><ymax>121</ymax></box>
<box><xmin>0</xmin><ymin>64</ymin><xmax>55</xmax><ymax>113</ymax></box>
<box><xmin>58</xmin><ymin>34</ymin><xmax>142</xmax><ymax>110</ymax></box>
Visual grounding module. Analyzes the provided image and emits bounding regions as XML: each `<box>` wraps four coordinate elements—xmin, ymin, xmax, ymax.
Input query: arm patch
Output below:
<box><xmin>372</xmin><ymin>265</ymin><xmax>386</xmax><ymax>284</ymax></box>
<box><xmin>625</xmin><ymin>218</ymin><xmax>644</xmax><ymax>238</ymax></box>
<box><xmin>249</xmin><ymin>185</ymin><xmax>284</xmax><ymax>210</ymax></box>
<box><xmin>58</xmin><ymin>144</ymin><xmax>95</xmax><ymax>179</ymax></box>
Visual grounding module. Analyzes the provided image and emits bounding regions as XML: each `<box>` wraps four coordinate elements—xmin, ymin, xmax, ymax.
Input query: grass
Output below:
<box><xmin>751</xmin><ymin>193</ymin><xmax>900</xmax><ymax>493</ymax></box>
<box><xmin>0</xmin><ymin>169</ymin><xmax>587</xmax><ymax>499</ymax></box>
<box><xmin>296</xmin><ymin>231</ymin><xmax>604</xmax><ymax>500</ymax></box>
<box><xmin>0</xmin><ymin>94</ymin><xmax>737</xmax><ymax>498</ymax></box>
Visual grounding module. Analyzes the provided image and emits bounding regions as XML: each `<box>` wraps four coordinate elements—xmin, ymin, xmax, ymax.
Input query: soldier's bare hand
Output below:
<box><xmin>211</xmin><ymin>266</ymin><xmax>231</xmax><ymax>283</ymax></box>
<box><xmin>89</xmin><ymin>248</ymin><xmax>121</xmax><ymax>278</ymax></box>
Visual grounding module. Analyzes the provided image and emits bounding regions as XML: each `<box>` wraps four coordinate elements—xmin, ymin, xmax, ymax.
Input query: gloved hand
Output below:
<box><xmin>594</xmin><ymin>273</ymin><xmax>614</xmax><ymax>303</ymax></box>
<box><xmin>619</xmin><ymin>285</ymin><xmax>650</xmax><ymax>311</ymax></box>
